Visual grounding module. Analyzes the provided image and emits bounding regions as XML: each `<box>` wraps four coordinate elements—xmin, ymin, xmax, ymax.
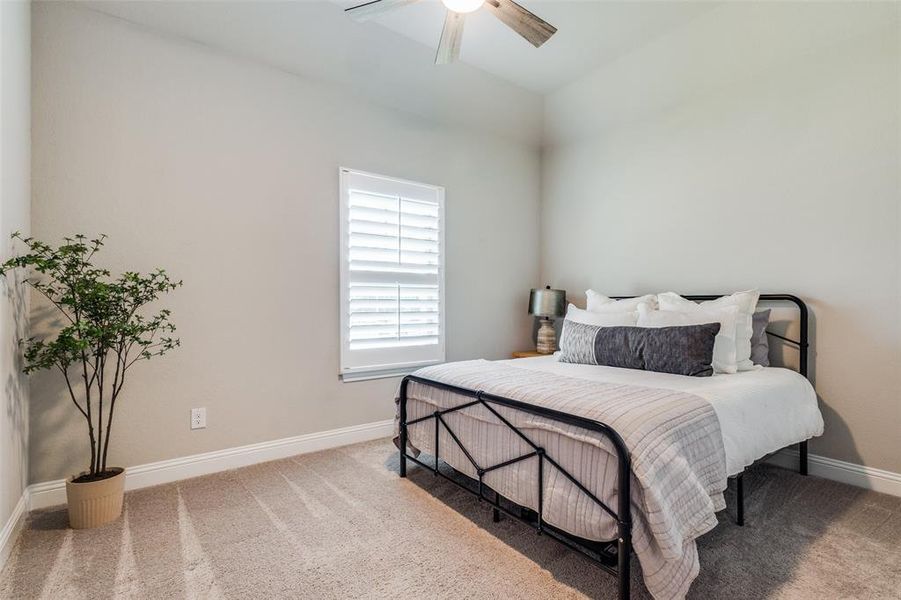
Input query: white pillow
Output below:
<box><xmin>586</xmin><ymin>290</ymin><xmax>658</xmax><ymax>312</ymax></box>
<box><xmin>637</xmin><ymin>302</ymin><xmax>740</xmax><ymax>374</ymax></box>
<box><xmin>565</xmin><ymin>303</ymin><xmax>639</xmax><ymax>327</ymax></box>
<box><xmin>657</xmin><ymin>290</ymin><xmax>760</xmax><ymax>371</ymax></box>
<box><xmin>560</xmin><ymin>304</ymin><xmax>639</xmax><ymax>349</ymax></box>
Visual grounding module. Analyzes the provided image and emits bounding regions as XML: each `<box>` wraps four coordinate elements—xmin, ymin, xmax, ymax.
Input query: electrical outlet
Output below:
<box><xmin>191</xmin><ymin>407</ymin><xmax>206</xmax><ymax>430</ymax></box>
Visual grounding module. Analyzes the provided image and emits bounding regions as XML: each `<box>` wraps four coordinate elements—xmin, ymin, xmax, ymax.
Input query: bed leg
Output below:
<box><xmin>735</xmin><ymin>474</ymin><xmax>744</xmax><ymax>527</ymax></box>
<box><xmin>492</xmin><ymin>508</ymin><xmax>500</xmax><ymax>523</ymax></box>
<box><xmin>614</xmin><ymin>434</ymin><xmax>632</xmax><ymax>600</ymax></box>
<box><xmin>799</xmin><ymin>440</ymin><xmax>808</xmax><ymax>476</ymax></box>
<box><xmin>617</xmin><ymin>531</ymin><xmax>631</xmax><ymax>600</ymax></box>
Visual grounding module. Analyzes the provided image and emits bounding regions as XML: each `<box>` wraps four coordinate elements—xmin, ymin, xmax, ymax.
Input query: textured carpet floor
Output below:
<box><xmin>2</xmin><ymin>438</ymin><xmax>900</xmax><ymax>599</ymax></box>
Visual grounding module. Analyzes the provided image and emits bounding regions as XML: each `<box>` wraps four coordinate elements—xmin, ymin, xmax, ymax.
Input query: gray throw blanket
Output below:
<box><xmin>395</xmin><ymin>360</ymin><xmax>727</xmax><ymax>600</ymax></box>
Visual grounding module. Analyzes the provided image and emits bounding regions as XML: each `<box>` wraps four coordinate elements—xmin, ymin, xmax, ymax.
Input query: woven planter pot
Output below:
<box><xmin>65</xmin><ymin>468</ymin><xmax>125</xmax><ymax>529</ymax></box>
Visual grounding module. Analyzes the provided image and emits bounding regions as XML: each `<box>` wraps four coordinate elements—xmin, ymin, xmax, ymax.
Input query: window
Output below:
<box><xmin>339</xmin><ymin>168</ymin><xmax>445</xmax><ymax>381</ymax></box>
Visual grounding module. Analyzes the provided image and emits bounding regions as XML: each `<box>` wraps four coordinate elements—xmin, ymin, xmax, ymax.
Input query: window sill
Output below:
<box><xmin>340</xmin><ymin>362</ymin><xmax>441</xmax><ymax>383</ymax></box>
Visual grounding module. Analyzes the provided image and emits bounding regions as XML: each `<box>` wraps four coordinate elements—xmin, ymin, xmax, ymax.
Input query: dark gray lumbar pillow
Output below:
<box><xmin>559</xmin><ymin>320</ymin><xmax>721</xmax><ymax>377</ymax></box>
<box><xmin>750</xmin><ymin>309</ymin><xmax>771</xmax><ymax>367</ymax></box>
<box><xmin>592</xmin><ymin>327</ymin><xmax>647</xmax><ymax>371</ymax></box>
<box><xmin>637</xmin><ymin>323</ymin><xmax>721</xmax><ymax>377</ymax></box>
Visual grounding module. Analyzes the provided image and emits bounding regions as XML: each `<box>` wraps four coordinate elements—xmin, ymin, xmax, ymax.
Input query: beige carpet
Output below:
<box><xmin>2</xmin><ymin>438</ymin><xmax>900</xmax><ymax>599</ymax></box>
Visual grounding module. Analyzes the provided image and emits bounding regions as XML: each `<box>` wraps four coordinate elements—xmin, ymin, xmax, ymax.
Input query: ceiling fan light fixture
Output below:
<box><xmin>441</xmin><ymin>0</ymin><xmax>484</xmax><ymax>14</ymax></box>
<box><xmin>345</xmin><ymin>0</ymin><xmax>557</xmax><ymax>64</ymax></box>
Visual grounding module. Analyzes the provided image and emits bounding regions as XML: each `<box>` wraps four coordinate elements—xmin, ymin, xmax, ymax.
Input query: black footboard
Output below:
<box><xmin>398</xmin><ymin>375</ymin><xmax>633</xmax><ymax>600</ymax></box>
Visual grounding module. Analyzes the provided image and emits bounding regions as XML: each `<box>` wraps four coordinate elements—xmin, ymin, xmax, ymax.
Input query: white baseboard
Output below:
<box><xmin>0</xmin><ymin>493</ymin><xmax>28</xmax><ymax>570</ymax></box>
<box><xmin>767</xmin><ymin>448</ymin><xmax>901</xmax><ymax>497</ymax></box>
<box><xmin>22</xmin><ymin>423</ymin><xmax>900</xmax><ymax>513</ymax></box>
<box><xmin>27</xmin><ymin>419</ymin><xmax>394</xmax><ymax>511</ymax></box>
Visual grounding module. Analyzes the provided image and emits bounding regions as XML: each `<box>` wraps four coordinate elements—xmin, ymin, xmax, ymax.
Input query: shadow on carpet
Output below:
<box><xmin>390</xmin><ymin>452</ymin><xmax>901</xmax><ymax>599</ymax></box>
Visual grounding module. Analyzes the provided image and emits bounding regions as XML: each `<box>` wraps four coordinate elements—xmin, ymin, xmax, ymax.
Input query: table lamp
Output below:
<box><xmin>529</xmin><ymin>286</ymin><xmax>566</xmax><ymax>354</ymax></box>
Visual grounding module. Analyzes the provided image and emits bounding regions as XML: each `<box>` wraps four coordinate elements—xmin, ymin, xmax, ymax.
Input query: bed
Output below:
<box><xmin>395</xmin><ymin>294</ymin><xmax>823</xmax><ymax>600</ymax></box>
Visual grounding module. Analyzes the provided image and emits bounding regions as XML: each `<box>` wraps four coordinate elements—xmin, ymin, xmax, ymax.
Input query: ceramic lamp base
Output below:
<box><xmin>536</xmin><ymin>318</ymin><xmax>557</xmax><ymax>354</ymax></box>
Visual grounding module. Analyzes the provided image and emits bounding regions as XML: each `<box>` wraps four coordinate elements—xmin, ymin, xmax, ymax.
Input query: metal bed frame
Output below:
<box><xmin>397</xmin><ymin>294</ymin><xmax>811</xmax><ymax>600</ymax></box>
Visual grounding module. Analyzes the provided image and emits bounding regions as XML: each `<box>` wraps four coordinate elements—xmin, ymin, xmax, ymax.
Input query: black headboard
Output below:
<box><xmin>610</xmin><ymin>294</ymin><xmax>809</xmax><ymax>379</ymax></box>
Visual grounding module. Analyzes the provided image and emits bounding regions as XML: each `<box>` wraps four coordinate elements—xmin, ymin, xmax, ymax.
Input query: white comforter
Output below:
<box><xmin>498</xmin><ymin>355</ymin><xmax>824</xmax><ymax>476</ymax></box>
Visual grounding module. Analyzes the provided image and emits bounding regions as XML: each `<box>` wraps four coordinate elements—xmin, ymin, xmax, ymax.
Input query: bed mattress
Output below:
<box><xmin>500</xmin><ymin>355</ymin><xmax>823</xmax><ymax>476</ymax></box>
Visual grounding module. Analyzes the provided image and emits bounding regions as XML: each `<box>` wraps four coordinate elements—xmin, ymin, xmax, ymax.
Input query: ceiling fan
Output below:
<box><xmin>344</xmin><ymin>0</ymin><xmax>557</xmax><ymax>65</ymax></box>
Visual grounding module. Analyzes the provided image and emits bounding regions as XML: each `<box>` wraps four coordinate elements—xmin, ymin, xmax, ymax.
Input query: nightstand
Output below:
<box><xmin>511</xmin><ymin>351</ymin><xmax>545</xmax><ymax>359</ymax></box>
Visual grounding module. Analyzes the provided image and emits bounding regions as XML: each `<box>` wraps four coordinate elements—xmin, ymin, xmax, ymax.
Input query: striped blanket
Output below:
<box><xmin>396</xmin><ymin>360</ymin><xmax>727</xmax><ymax>600</ymax></box>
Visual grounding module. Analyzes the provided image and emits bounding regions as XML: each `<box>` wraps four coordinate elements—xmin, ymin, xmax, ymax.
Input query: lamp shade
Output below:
<box><xmin>528</xmin><ymin>286</ymin><xmax>566</xmax><ymax>318</ymax></box>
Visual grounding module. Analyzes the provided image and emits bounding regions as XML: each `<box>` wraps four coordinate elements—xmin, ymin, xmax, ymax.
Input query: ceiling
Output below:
<box><xmin>86</xmin><ymin>0</ymin><xmax>718</xmax><ymax>98</ymax></box>
<box><xmin>333</xmin><ymin>0</ymin><xmax>717</xmax><ymax>93</ymax></box>
<box><xmin>79</xmin><ymin>0</ymin><xmax>547</xmax><ymax>145</ymax></box>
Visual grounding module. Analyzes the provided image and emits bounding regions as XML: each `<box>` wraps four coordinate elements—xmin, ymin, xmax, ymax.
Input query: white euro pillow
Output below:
<box><xmin>565</xmin><ymin>303</ymin><xmax>639</xmax><ymax>327</ymax></box>
<box><xmin>657</xmin><ymin>290</ymin><xmax>760</xmax><ymax>371</ymax></box>
<box><xmin>637</xmin><ymin>302</ymin><xmax>740</xmax><ymax>374</ymax></box>
<box><xmin>586</xmin><ymin>290</ymin><xmax>658</xmax><ymax>312</ymax></box>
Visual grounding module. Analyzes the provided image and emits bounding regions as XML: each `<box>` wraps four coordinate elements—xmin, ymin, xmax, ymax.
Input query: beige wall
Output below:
<box><xmin>1</xmin><ymin>0</ymin><xmax>31</xmax><ymax>526</ymax></box>
<box><xmin>28</xmin><ymin>1</ymin><xmax>901</xmax><ymax>484</ymax></box>
<box><xmin>29</xmin><ymin>4</ymin><xmax>540</xmax><ymax>483</ymax></box>
<box><xmin>542</xmin><ymin>3</ymin><xmax>901</xmax><ymax>472</ymax></box>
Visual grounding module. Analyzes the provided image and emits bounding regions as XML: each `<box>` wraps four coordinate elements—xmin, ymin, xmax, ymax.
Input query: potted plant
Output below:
<box><xmin>1</xmin><ymin>233</ymin><xmax>181</xmax><ymax>529</ymax></box>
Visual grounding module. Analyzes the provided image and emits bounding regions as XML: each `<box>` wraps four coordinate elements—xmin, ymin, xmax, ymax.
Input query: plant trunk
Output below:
<box><xmin>101</xmin><ymin>357</ymin><xmax>124</xmax><ymax>473</ymax></box>
<box><xmin>101</xmin><ymin>404</ymin><xmax>114</xmax><ymax>473</ymax></box>
<box><xmin>96</xmin><ymin>353</ymin><xmax>105</xmax><ymax>474</ymax></box>
<box><xmin>82</xmin><ymin>357</ymin><xmax>97</xmax><ymax>475</ymax></box>
<box><xmin>86</xmin><ymin>394</ymin><xmax>97</xmax><ymax>476</ymax></box>
<box><xmin>62</xmin><ymin>368</ymin><xmax>97</xmax><ymax>476</ymax></box>
<box><xmin>88</xmin><ymin>426</ymin><xmax>97</xmax><ymax>475</ymax></box>
<box><xmin>101</xmin><ymin>394</ymin><xmax>116</xmax><ymax>473</ymax></box>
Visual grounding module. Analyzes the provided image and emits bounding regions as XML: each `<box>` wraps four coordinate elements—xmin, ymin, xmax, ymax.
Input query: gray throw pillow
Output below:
<box><xmin>750</xmin><ymin>309</ymin><xmax>771</xmax><ymax>367</ymax></box>
<box><xmin>559</xmin><ymin>320</ymin><xmax>721</xmax><ymax>377</ymax></box>
<box><xmin>558</xmin><ymin>320</ymin><xmax>602</xmax><ymax>365</ymax></box>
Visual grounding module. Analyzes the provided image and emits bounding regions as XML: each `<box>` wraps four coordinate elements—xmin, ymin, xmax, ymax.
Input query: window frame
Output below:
<box><xmin>338</xmin><ymin>167</ymin><xmax>446</xmax><ymax>382</ymax></box>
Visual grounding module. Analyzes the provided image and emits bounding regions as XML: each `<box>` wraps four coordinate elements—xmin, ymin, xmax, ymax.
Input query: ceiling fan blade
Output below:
<box><xmin>435</xmin><ymin>10</ymin><xmax>466</xmax><ymax>65</ymax></box>
<box><xmin>345</xmin><ymin>0</ymin><xmax>420</xmax><ymax>22</ymax></box>
<box><xmin>484</xmin><ymin>0</ymin><xmax>557</xmax><ymax>48</ymax></box>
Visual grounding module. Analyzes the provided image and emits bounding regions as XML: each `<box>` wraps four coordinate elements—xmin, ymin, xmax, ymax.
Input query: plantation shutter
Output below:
<box><xmin>339</xmin><ymin>169</ymin><xmax>445</xmax><ymax>380</ymax></box>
